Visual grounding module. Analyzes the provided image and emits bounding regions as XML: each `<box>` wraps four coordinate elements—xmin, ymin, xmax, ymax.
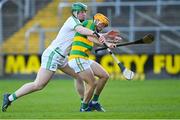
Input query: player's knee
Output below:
<box><xmin>89</xmin><ymin>81</ymin><xmax>96</xmax><ymax>88</ymax></box>
<box><xmin>33</xmin><ymin>82</ymin><xmax>45</xmax><ymax>91</ymax></box>
<box><xmin>76</xmin><ymin>77</ymin><xmax>84</xmax><ymax>85</ymax></box>
<box><xmin>36</xmin><ymin>85</ymin><xmax>44</xmax><ymax>90</ymax></box>
<box><xmin>103</xmin><ymin>73</ymin><xmax>110</xmax><ymax>81</ymax></box>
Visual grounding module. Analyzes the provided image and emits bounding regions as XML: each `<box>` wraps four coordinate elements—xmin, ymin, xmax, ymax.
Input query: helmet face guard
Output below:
<box><xmin>94</xmin><ymin>13</ymin><xmax>109</xmax><ymax>27</ymax></box>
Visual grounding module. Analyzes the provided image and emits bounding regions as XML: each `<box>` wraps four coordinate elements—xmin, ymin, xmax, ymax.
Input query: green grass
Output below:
<box><xmin>0</xmin><ymin>79</ymin><xmax>180</xmax><ymax>119</ymax></box>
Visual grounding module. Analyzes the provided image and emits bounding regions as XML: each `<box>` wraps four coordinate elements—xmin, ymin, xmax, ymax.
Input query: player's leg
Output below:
<box><xmin>2</xmin><ymin>67</ymin><xmax>55</xmax><ymax>112</ymax></box>
<box><xmin>59</xmin><ymin>63</ymin><xmax>84</xmax><ymax>102</ymax></box>
<box><xmin>91</xmin><ymin>60</ymin><xmax>109</xmax><ymax>96</ymax></box>
<box><xmin>78</xmin><ymin>68</ymin><xmax>96</xmax><ymax>111</ymax></box>
<box><xmin>89</xmin><ymin>60</ymin><xmax>109</xmax><ymax>112</ymax></box>
<box><xmin>2</xmin><ymin>50</ymin><xmax>58</xmax><ymax>112</ymax></box>
<box><xmin>15</xmin><ymin>68</ymin><xmax>55</xmax><ymax>97</ymax></box>
<box><xmin>68</xmin><ymin>58</ymin><xmax>96</xmax><ymax>111</ymax></box>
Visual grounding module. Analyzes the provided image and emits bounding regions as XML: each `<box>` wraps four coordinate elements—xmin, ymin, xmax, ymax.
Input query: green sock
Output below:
<box><xmin>82</xmin><ymin>103</ymin><xmax>88</xmax><ymax>109</ymax></box>
<box><xmin>92</xmin><ymin>94</ymin><xmax>99</xmax><ymax>102</ymax></box>
<box><xmin>12</xmin><ymin>93</ymin><xmax>17</xmax><ymax>101</ymax></box>
<box><xmin>80</xmin><ymin>98</ymin><xmax>83</xmax><ymax>107</ymax></box>
<box><xmin>80</xmin><ymin>98</ymin><xmax>83</xmax><ymax>103</ymax></box>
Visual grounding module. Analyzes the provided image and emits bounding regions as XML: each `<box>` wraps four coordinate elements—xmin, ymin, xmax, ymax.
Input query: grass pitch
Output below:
<box><xmin>0</xmin><ymin>79</ymin><xmax>180</xmax><ymax>119</ymax></box>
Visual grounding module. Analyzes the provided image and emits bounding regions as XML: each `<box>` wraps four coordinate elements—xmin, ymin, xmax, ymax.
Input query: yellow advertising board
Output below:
<box><xmin>3</xmin><ymin>54</ymin><xmax>180</xmax><ymax>80</ymax></box>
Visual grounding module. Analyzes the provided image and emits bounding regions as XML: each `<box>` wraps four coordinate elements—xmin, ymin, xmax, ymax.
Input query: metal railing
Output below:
<box><xmin>0</xmin><ymin>0</ymin><xmax>35</xmax><ymax>44</ymax></box>
<box><xmin>24</xmin><ymin>0</ymin><xmax>180</xmax><ymax>54</ymax></box>
<box><xmin>57</xmin><ymin>0</ymin><xmax>180</xmax><ymax>53</ymax></box>
<box><xmin>25</xmin><ymin>24</ymin><xmax>58</xmax><ymax>54</ymax></box>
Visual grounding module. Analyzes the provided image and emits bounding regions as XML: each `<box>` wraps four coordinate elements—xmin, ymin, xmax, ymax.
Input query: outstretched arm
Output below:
<box><xmin>75</xmin><ymin>25</ymin><xmax>106</xmax><ymax>43</ymax></box>
<box><xmin>75</xmin><ymin>25</ymin><xmax>94</xmax><ymax>36</ymax></box>
<box><xmin>87</xmin><ymin>36</ymin><xmax>102</xmax><ymax>45</ymax></box>
<box><xmin>87</xmin><ymin>36</ymin><xmax>116</xmax><ymax>48</ymax></box>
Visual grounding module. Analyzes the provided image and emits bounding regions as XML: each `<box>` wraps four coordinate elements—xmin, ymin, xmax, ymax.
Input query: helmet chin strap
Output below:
<box><xmin>72</xmin><ymin>11</ymin><xmax>85</xmax><ymax>22</ymax></box>
<box><xmin>80</xmin><ymin>19</ymin><xmax>85</xmax><ymax>22</ymax></box>
<box><xmin>72</xmin><ymin>11</ymin><xmax>78</xmax><ymax>18</ymax></box>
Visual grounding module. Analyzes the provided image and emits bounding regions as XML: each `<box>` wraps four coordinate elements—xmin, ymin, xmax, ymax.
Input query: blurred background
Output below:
<box><xmin>0</xmin><ymin>0</ymin><xmax>179</xmax><ymax>80</ymax></box>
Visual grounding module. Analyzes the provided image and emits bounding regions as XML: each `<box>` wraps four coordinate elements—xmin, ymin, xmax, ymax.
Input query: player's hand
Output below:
<box><xmin>105</xmin><ymin>42</ymin><xmax>116</xmax><ymax>48</ymax></box>
<box><xmin>113</xmin><ymin>36</ymin><xmax>123</xmax><ymax>43</ymax></box>
<box><xmin>93</xmin><ymin>31</ymin><xmax>105</xmax><ymax>43</ymax></box>
<box><xmin>98</xmin><ymin>35</ymin><xmax>106</xmax><ymax>43</ymax></box>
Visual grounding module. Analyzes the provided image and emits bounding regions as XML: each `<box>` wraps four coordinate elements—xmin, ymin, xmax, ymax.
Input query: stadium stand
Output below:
<box><xmin>0</xmin><ymin>0</ymin><xmax>180</xmax><ymax>54</ymax></box>
<box><xmin>1</xmin><ymin>0</ymin><xmax>59</xmax><ymax>53</ymax></box>
<box><xmin>101</xmin><ymin>0</ymin><xmax>180</xmax><ymax>54</ymax></box>
<box><xmin>0</xmin><ymin>0</ymin><xmax>103</xmax><ymax>54</ymax></box>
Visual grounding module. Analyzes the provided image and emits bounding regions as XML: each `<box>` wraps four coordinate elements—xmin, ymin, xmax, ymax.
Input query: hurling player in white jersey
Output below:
<box><xmin>2</xmin><ymin>2</ymin><xmax>106</xmax><ymax>112</ymax></box>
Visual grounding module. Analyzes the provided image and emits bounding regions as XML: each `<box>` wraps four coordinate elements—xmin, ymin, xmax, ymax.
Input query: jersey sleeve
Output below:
<box><xmin>82</xmin><ymin>20</ymin><xmax>95</xmax><ymax>31</ymax></box>
<box><xmin>68</xmin><ymin>16</ymin><xmax>82</xmax><ymax>30</ymax></box>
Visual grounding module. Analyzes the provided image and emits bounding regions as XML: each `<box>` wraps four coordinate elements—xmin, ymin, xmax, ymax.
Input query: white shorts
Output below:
<box><xmin>68</xmin><ymin>58</ymin><xmax>94</xmax><ymax>73</ymax></box>
<box><xmin>41</xmin><ymin>48</ymin><xmax>68</xmax><ymax>71</ymax></box>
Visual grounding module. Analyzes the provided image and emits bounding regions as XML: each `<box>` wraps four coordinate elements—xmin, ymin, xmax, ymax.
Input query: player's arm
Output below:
<box><xmin>75</xmin><ymin>25</ymin><xmax>106</xmax><ymax>42</ymax></box>
<box><xmin>87</xmin><ymin>36</ymin><xmax>101</xmax><ymax>45</ymax></box>
<box><xmin>75</xmin><ymin>25</ymin><xmax>94</xmax><ymax>36</ymax></box>
<box><xmin>87</xmin><ymin>36</ymin><xmax>116</xmax><ymax>48</ymax></box>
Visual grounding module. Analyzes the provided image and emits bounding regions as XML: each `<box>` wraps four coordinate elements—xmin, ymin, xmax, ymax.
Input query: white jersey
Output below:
<box><xmin>48</xmin><ymin>16</ymin><xmax>81</xmax><ymax>56</ymax></box>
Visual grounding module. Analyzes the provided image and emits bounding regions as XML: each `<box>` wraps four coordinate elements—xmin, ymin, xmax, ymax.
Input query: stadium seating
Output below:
<box><xmin>1</xmin><ymin>0</ymin><xmax>180</xmax><ymax>54</ymax></box>
<box><xmin>101</xmin><ymin>1</ymin><xmax>180</xmax><ymax>54</ymax></box>
<box><xmin>1</xmin><ymin>0</ymin><xmax>104</xmax><ymax>54</ymax></box>
<box><xmin>1</xmin><ymin>0</ymin><xmax>66</xmax><ymax>53</ymax></box>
